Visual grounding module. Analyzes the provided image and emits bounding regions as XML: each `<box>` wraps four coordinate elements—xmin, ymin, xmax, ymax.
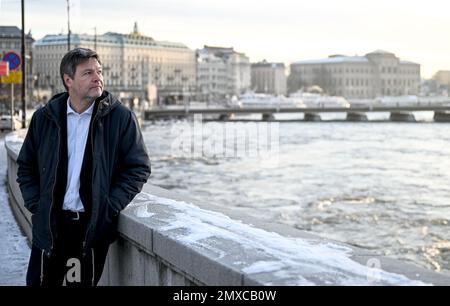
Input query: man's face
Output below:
<box><xmin>64</xmin><ymin>58</ymin><xmax>103</xmax><ymax>102</ymax></box>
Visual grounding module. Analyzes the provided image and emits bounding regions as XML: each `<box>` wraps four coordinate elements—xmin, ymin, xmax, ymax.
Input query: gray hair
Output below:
<box><xmin>60</xmin><ymin>48</ymin><xmax>101</xmax><ymax>91</ymax></box>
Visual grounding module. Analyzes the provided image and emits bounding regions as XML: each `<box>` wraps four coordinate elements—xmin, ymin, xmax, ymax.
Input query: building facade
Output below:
<box><xmin>289</xmin><ymin>50</ymin><xmax>420</xmax><ymax>98</ymax></box>
<box><xmin>0</xmin><ymin>26</ymin><xmax>34</xmax><ymax>110</ymax></box>
<box><xmin>33</xmin><ymin>24</ymin><xmax>196</xmax><ymax>105</ymax></box>
<box><xmin>433</xmin><ymin>70</ymin><xmax>450</xmax><ymax>87</ymax></box>
<box><xmin>196</xmin><ymin>46</ymin><xmax>250</xmax><ymax>104</ymax></box>
<box><xmin>251</xmin><ymin>60</ymin><xmax>286</xmax><ymax>95</ymax></box>
<box><xmin>196</xmin><ymin>49</ymin><xmax>228</xmax><ymax>103</ymax></box>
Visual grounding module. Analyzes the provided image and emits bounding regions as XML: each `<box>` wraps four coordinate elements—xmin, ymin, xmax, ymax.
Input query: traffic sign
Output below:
<box><xmin>1</xmin><ymin>70</ymin><xmax>22</xmax><ymax>84</ymax></box>
<box><xmin>2</xmin><ymin>52</ymin><xmax>21</xmax><ymax>70</ymax></box>
<box><xmin>0</xmin><ymin>61</ymin><xmax>9</xmax><ymax>76</ymax></box>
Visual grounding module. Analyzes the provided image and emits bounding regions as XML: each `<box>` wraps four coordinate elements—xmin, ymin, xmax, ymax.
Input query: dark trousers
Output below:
<box><xmin>26</xmin><ymin>212</ymin><xmax>109</xmax><ymax>287</ymax></box>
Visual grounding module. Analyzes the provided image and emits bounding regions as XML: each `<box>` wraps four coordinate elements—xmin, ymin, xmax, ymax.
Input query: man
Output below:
<box><xmin>17</xmin><ymin>48</ymin><xmax>151</xmax><ymax>286</ymax></box>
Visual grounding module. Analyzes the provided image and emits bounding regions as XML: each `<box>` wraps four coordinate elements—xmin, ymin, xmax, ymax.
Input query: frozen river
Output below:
<box><xmin>142</xmin><ymin>118</ymin><xmax>450</xmax><ymax>274</ymax></box>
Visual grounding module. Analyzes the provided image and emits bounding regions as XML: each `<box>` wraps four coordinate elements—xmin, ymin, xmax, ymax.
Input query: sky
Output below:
<box><xmin>1</xmin><ymin>0</ymin><xmax>449</xmax><ymax>78</ymax></box>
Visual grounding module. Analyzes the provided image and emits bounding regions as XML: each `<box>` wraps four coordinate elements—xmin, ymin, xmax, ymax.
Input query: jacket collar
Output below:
<box><xmin>44</xmin><ymin>90</ymin><xmax>120</xmax><ymax>124</ymax></box>
<box><xmin>67</xmin><ymin>96</ymin><xmax>95</xmax><ymax>116</ymax></box>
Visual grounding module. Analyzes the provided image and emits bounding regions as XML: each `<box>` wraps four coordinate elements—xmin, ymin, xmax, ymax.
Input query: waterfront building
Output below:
<box><xmin>289</xmin><ymin>50</ymin><xmax>420</xmax><ymax>98</ymax></box>
<box><xmin>33</xmin><ymin>23</ymin><xmax>196</xmax><ymax>105</ymax></box>
<box><xmin>251</xmin><ymin>60</ymin><xmax>287</xmax><ymax>95</ymax></box>
<box><xmin>196</xmin><ymin>46</ymin><xmax>250</xmax><ymax>104</ymax></box>
<box><xmin>433</xmin><ymin>70</ymin><xmax>450</xmax><ymax>87</ymax></box>
<box><xmin>196</xmin><ymin>48</ymin><xmax>228</xmax><ymax>103</ymax></box>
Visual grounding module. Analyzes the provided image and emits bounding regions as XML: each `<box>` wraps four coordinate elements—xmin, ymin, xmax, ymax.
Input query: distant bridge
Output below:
<box><xmin>144</xmin><ymin>105</ymin><xmax>450</xmax><ymax>122</ymax></box>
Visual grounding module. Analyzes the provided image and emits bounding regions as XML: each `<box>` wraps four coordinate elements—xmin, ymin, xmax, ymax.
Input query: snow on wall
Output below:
<box><xmin>127</xmin><ymin>192</ymin><xmax>429</xmax><ymax>286</ymax></box>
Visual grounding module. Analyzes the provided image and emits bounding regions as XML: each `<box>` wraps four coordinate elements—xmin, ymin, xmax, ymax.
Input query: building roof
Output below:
<box><xmin>293</xmin><ymin>51</ymin><xmax>420</xmax><ymax>66</ymax></box>
<box><xmin>34</xmin><ymin>33</ymin><xmax>118</xmax><ymax>46</ymax></box>
<box><xmin>0</xmin><ymin>26</ymin><xmax>34</xmax><ymax>40</ymax></box>
<box><xmin>400</xmin><ymin>60</ymin><xmax>420</xmax><ymax>66</ymax></box>
<box><xmin>435</xmin><ymin>70</ymin><xmax>450</xmax><ymax>74</ymax></box>
<box><xmin>0</xmin><ymin>26</ymin><xmax>21</xmax><ymax>37</ymax></box>
<box><xmin>203</xmin><ymin>45</ymin><xmax>235</xmax><ymax>53</ymax></box>
<box><xmin>34</xmin><ymin>32</ymin><xmax>189</xmax><ymax>50</ymax></box>
<box><xmin>34</xmin><ymin>22</ymin><xmax>189</xmax><ymax>50</ymax></box>
<box><xmin>199</xmin><ymin>45</ymin><xmax>248</xmax><ymax>60</ymax></box>
<box><xmin>293</xmin><ymin>55</ymin><xmax>369</xmax><ymax>65</ymax></box>
<box><xmin>366</xmin><ymin>49</ymin><xmax>395</xmax><ymax>56</ymax></box>
<box><xmin>251</xmin><ymin>60</ymin><xmax>285</xmax><ymax>68</ymax></box>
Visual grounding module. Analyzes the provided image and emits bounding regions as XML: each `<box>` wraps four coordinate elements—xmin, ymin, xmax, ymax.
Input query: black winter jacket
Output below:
<box><xmin>16</xmin><ymin>91</ymin><xmax>151</xmax><ymax>257</ymax></box>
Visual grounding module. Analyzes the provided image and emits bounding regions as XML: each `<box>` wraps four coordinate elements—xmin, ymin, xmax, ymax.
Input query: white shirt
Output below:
<box><xmin>62</xmin><ymin>98</ymin><xmax>95</xmax><ymax>212</ymax></box>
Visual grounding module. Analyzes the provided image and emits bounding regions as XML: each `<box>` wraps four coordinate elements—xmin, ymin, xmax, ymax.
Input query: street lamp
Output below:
<box><xmin>67</xmin><ymin>0</ymin><xmax>71</xmax><ymax>51</ymax></box>
<box><xmin>91</xmin><ymin>27</ymin><xmax>97</xmax><ymax>51</ymax></box>
<box><xmin>21</xmin><ymin>0</ymin><xmax>26</xmax><ymax>128</ymax></box>
<box><xmin>33</xmin><ymin>74</ymin><xmax>41</xmax><ymax>103</ymax></box>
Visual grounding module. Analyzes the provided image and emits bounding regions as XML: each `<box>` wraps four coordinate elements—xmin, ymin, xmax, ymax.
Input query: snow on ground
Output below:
<box><xmin>0</xmin><ymin>138</ymin><xmax>30</xmax><ymax>286</ymax></box>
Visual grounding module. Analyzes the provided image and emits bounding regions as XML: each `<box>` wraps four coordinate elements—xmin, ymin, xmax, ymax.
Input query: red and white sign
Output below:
<box><xmin>2</xmin><ymin>52</ymin><xmax>21</xmax><ymax>70</ymax></box>
<box><xmin>0</xmin><ymin>61</ymin><xmax>9</xmax><ymax>76</ymax></box>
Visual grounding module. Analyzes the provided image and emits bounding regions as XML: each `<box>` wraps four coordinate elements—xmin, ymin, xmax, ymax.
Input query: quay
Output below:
<box><xmin>4</xmin><ymin>131</ymin><xmax>450</xmax><ymax>285</ymax></box>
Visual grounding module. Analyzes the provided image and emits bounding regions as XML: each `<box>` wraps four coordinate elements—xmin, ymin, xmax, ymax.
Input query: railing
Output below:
<box><xmin>145</xmin><ymin>106</ymin><xmax>450</xmax><ymax>123</ymax></box>
<box><xmin>144</xmin><ymin>105</ymin><xmax>450</xmax><ymax>118</ymax></box>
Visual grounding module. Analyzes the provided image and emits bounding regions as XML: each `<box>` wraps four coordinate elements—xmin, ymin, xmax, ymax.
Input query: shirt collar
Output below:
<box><xmin>67</xmin><ymin>97</ymin><xmax>95</xmax><ymax>116</ymax></box>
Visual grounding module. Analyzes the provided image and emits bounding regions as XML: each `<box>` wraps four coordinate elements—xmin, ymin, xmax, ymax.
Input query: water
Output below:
<box><xmin>142</xmin><ymin>118</ymin><xmax>450</xmax><ymax>274</ymax></box>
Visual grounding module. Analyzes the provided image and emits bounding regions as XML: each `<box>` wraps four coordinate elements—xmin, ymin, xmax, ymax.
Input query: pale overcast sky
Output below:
<box><xmin>1</xmin><ymin>0</ymin><xmax>449</xmax><ymax>78</ymax></box>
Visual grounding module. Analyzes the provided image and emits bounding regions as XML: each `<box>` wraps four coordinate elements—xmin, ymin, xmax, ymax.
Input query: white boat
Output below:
<box><xmin>416</xmin><ymin>96</ymin><xmax>450</xmax><ymax>106</ymax></box>
<box><xmin>238</xmin><ymin>92</ymin><xmax>306</xmax><ymax>108</ymax></box>
<box><xmin>373</xmin><ymin>95</ymin><xmax>419</xmax><ymax>106</ymax></box>
<box><xmin>349</xmin><ymin>95</ymin><xmax>450</xmax><ymax>108</ymax></box>
<box><xmin>289</xmin><ymin>92</ymin><xmax>350</xmax><ymax>108</ymax></box>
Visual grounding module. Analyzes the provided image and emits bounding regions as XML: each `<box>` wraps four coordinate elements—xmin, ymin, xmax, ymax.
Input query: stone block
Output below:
<box><xmin>350</xmin><ymin>255</ymin><xmax>450</xmax><ymax>286</ymax></box>
<box><xmin>143</xmin><ymin>252</ymin><xmax>160</xmax><ymax>286</ymax></box>
<box><xmin>118</xmin><ymin>214</ymin><xmax>153</xmax><ymax>254</ymax></box>
<box><xmin>153</xmin><ymin>231</ymin><xmax>242</xmax><ymax>286</ymax></box>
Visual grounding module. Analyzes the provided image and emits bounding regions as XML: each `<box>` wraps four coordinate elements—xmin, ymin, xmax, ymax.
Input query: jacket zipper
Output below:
<box><xmin>47</xmin><ymin>119</ymin><xmax>61</xmax><ymax>257</ymax></box>
<box><xmin>40</xmin><ymin>249</ymin><xmax>45</xmax><ymax>286</ymax></box>
<box><xmin>91</xmin><ymin>248</ymin><xmax>95</xmax><ymax>286</ymax></box>
<box><xmin>42</xmin><ymin>96</ymin><xmax>112</xmax><ymax>258</ymax></box>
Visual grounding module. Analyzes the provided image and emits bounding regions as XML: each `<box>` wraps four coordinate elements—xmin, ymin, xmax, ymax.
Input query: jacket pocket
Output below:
<box><xmin>25</xmin><ymin>198</ymin><xmax>40</xmax><ymax>215</ymax></box>
<box><xmin>95</xmin><ymin>198</ymin><xmax>120</xmax><ymax>246</ymax></box>
<box><xmin>107</xmin><ymin>197</ymin><xmax>120</xmax><ymax>219</ymax></box>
